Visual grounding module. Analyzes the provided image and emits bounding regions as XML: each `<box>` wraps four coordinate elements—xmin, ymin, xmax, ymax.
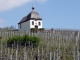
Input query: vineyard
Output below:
<box><xmin>0</xmin><ymin>29</ymin><xmax>80</xmax><ymax>60</ymax></box>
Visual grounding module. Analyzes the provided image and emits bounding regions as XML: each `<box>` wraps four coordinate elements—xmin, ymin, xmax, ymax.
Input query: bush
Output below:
<box><xmin>32</xmin><ymin>36</ymin><xmax>40</xmax><ymax>46</ymax></box>
<box><xmin>39</xmin><ymin>28</ymin><xmax>45</xmax><ymax>31</ymax></box>
<box><xmin>7</xmin><ymin>34</ymin><xmax>40</xmax><ymax>47</ymax></box>
<box><xmin>26</xmin><ymin>36</ymin><xmax>40</xmax><ymax>47</ymax></box>
<box><xmin>7</xmin><ymin>35</ymin><xmax>22</xmax><ymax>47</ymax></box>
<box><xmin>21</xmin><ymin>34</ymin><xmax>29</xmax><ymax>45</ymax></box>
<box><xmin>30</xmin><ymin>28</ymin><xmax>37</xmax><ymax>33</ymax></box>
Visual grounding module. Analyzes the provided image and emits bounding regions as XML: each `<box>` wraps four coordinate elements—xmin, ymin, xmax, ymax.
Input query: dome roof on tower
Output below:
<box><xmin>18</xmin><ymin>6</ymin><xmax>42</xmax><ymax>24</ymax></box>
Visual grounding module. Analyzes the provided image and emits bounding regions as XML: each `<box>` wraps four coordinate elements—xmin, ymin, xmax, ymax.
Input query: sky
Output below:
<box><xmin>0</xmin><ymin>0</ymin><xmax>80</xmax><ymax>29</ymax></box>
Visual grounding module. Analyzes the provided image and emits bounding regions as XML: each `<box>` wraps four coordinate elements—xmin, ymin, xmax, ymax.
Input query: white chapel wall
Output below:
<box><xmin>18</xmin><ymin>20</ymin><xmax>42</xmax><ymax>32</ymax></box>
<box><xmin>30</xmin><ymin>20</ymin><xmax>42</xmax><ymax>29</ymax></box>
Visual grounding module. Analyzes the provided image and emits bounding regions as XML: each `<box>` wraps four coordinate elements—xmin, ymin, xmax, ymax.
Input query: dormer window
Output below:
<box><xmin>32</xmin><ymin>21</ymin><xmax>34</xmax><ymax>25</ymax></box>
<box><xmin>38</xmin><ymin>22</ymin><xmax>41</xmax><ymax>26</ymax></box>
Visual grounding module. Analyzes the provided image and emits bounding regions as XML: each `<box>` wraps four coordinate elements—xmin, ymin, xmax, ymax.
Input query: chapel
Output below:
<box><xmin>18</xmin><ymin>6</ymin><xmax>42</xmax><ymax>32</ymax></box>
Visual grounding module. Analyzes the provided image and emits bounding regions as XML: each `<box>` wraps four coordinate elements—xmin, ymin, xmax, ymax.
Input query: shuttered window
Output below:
<box><xmin>38</xmin><ymin>22</ymin><xmax>41</xmax><ymax>26</ymax></box>
<box><xmin>32</xmin><ymin>21</ymin><xmax>34</xmax><ymax>25</ymax></box>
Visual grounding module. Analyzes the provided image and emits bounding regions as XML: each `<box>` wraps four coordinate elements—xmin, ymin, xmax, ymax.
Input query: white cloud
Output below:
<box><xmin>0</xmin><ymin>0</ymin><xmax>32</xmax><ymax>12</ymax></box>
<box><xmin>0</xmin><ymin>0</ymin><xmax>47</xmax><ymax>12</ymax></box>
<box><xmin>0</xmin><ymin>19</ymin><xmax>6</xmax><ymax>27</ymax></box>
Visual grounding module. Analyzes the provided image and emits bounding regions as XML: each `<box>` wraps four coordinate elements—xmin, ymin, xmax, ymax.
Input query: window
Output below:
<box><xmin>38</xmin><ymin>22</ymin><xmax>41</xmax><ymax>26</ymax></box>
<box><xmin>32</xmin><ymin>21</ymin><xmax>34</xmax><ymax>25</ymax></box>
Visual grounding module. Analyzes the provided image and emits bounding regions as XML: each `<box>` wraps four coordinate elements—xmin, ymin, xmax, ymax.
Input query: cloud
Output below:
<box><xmin>0</xmin><ymin>19</ymin><xmax>6</xmax><ymax>27</ymax></box>
<box><xmin>0</xmin><ymin>0</ymin><xmax>32</xmax><ymax>12</ymax></box>
<box><xmin>0</xmin><ymin>0</ymin><xmax>47</xmax><ymax>12</ymax></box>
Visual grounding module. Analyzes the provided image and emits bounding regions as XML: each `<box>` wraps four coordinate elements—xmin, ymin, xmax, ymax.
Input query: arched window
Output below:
<box><xmin>32</xmin><ymin>21</ymin><xmax>34</xmax><ymax>25</ymax></box>
<box><xmin>38</xmin><ymin>22</ymin><xmax>41</xmax><ymax>26</ymax></box>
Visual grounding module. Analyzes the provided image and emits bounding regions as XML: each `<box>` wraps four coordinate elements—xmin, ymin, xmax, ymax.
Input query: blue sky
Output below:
<box><xmin>0</xmin><ymin>0</ymin><xmax>80</xmax><ymax>29</ymax></box>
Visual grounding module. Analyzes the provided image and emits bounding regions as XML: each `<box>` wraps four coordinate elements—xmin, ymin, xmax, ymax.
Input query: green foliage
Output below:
<box><xmin>7</xmin><ymin>34</ymin><xmax>40</xmax><ymax>47</ymax></box>
<box><xmin>30</xmin><ymin>28</ymin><xmax>37</xmax><ymax>33</ymax></box>
<box><xmin>7</xmin><ymin>36</ymin><xmax>21</xmax><ymax>44</ymax></box>
<box><xmin>31</xmin><ymin>36</ymin><xmax>40</xmax><ymax>46</ymax></box>
<box><xmin>30</xmin><ymin>28</ymin><xmax>45</xmax><ymax>32</ymax></box>
<box><xmin>39</xmin><ymin>28</ymin><xmax>45</xmax><ymax>31</ymax></box>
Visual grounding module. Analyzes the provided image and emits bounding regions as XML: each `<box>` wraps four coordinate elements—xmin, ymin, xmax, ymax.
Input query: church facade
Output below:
<box><xmin>18</xmin><ymin>6</ymin><xmax>42</xmax><ymax>32</ymax></box>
